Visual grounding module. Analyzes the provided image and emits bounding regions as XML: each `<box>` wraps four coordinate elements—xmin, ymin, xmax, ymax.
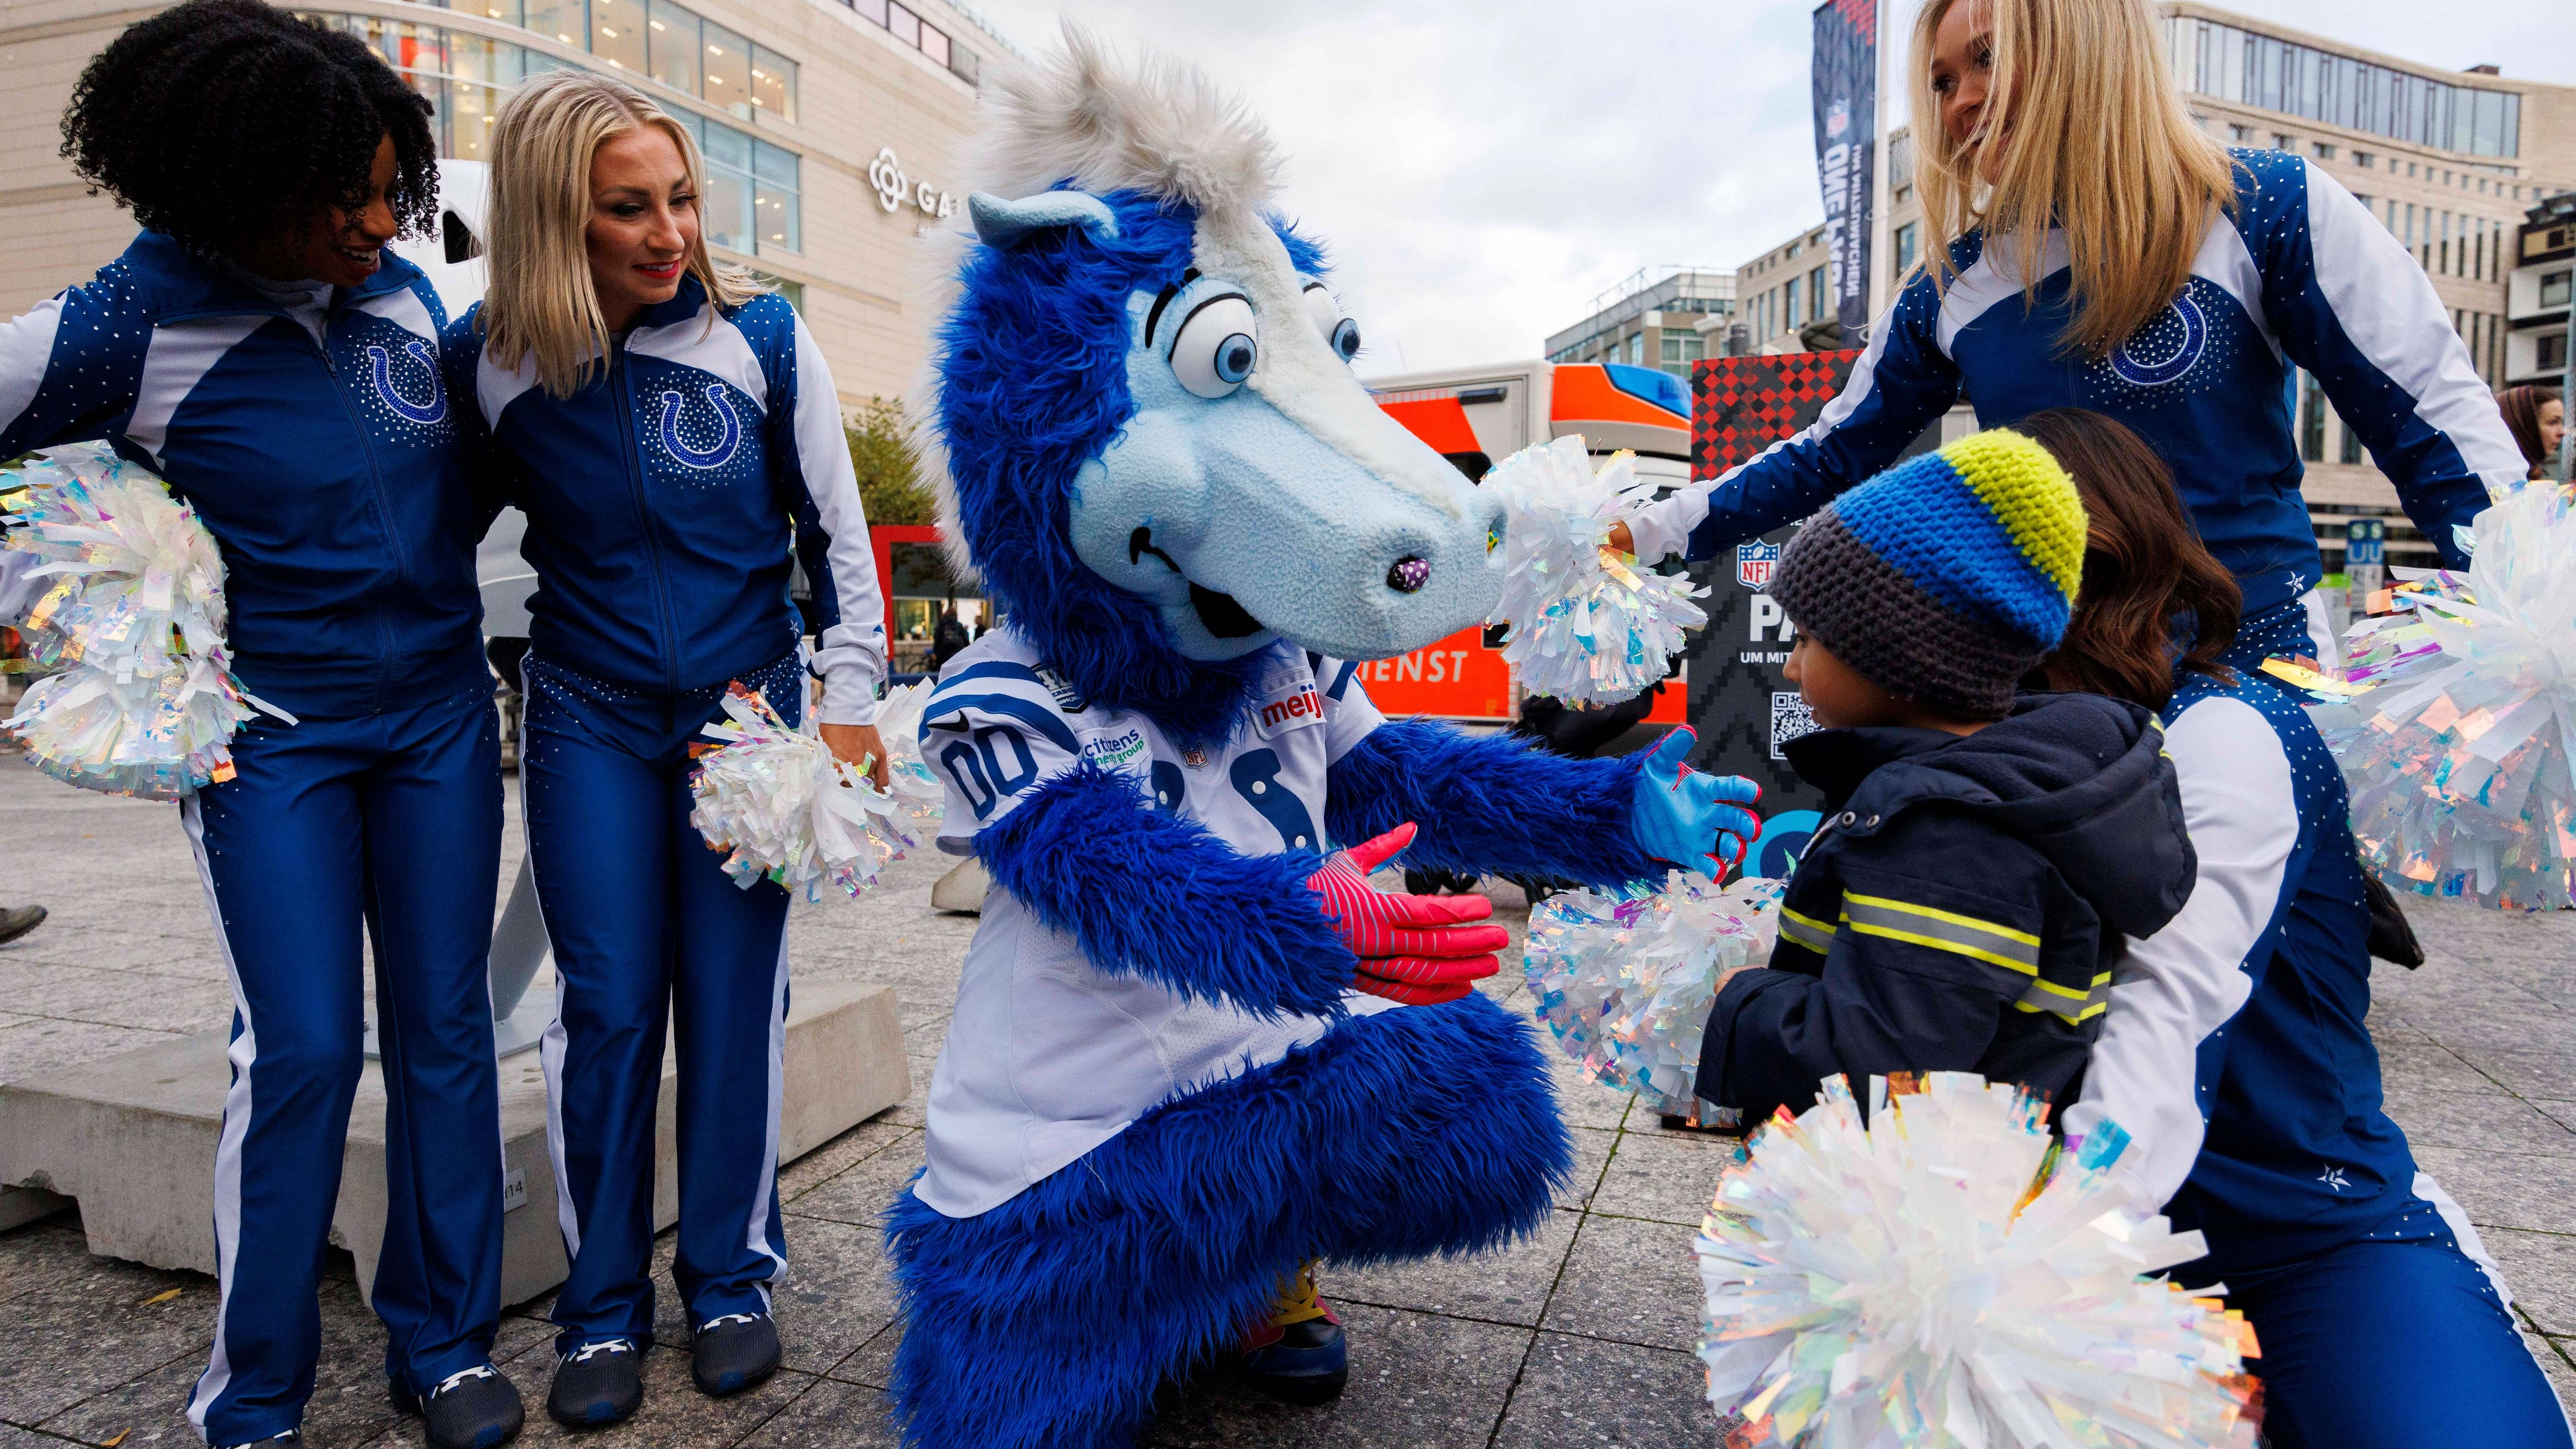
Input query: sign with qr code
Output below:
<box><xmin>1770</xmin><ymin>691</ymin><xmax>1818</xmax><ymax>759</ymax></box>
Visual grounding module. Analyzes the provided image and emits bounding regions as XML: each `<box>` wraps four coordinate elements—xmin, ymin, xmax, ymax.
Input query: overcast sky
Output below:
<box><xmin>953</xmin><ymin>0</ymin><xmax>2574</xmax><ymax>379</ymax></box>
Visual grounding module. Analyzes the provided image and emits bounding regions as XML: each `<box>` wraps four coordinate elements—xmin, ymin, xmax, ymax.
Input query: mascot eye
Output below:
<box><xmin>1169</xmin><ymin>293</ymin><xmax>1259</xmax><ymax>399</ymax></box>
<box><xmin>1303</xmin><ymin>283</ymin><xmax>1363</xmax><ymax>364</ymax></box>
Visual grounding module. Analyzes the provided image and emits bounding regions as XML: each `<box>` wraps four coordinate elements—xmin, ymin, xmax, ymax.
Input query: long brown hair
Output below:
<box><xmin>2015</xmin><ymin>408</ymin><xmax>2237</xmax><ymax>709</ymax></box>
<box><xmin>1910</xmin><ymin>0</ymin><xmax>2241</xmax><ymax>359</ymax></box>
<box><xmin>2498</xmin><ymin>384</ymin><xmax>2555</xmax><ymax>480</ymax></box>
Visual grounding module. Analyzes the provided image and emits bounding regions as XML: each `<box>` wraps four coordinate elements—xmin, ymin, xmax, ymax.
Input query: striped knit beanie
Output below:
<box><xmin>1770</xmin><ymin>429</ymin><xmax>2086</xmax><ymax>721</ymax></box>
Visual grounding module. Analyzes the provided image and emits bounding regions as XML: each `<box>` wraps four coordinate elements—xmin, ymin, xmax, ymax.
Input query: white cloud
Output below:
<box><xmin>958</xmin><ymin>0</ymin><xmax>2571</xmax><ymax>376</ymax></box>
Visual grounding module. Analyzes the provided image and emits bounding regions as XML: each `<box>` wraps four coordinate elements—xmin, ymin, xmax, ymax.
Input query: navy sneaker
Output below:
<box><xmin>1236</xmin><ymin>1265</ymin><xmax>1348</xmax><ymax>1406</ymax></box>
<box><xmin>214</xmin><ymin>1433</ymin><xmax>300</xmax><ymax>1449</ymax></box>
<box><xmin>546</xmin><ymin>1338</ymin><xmax>643</xmax><ymax>1428</ymax></box>
<box><xmin>690</xmin><ymin>1312</ymin><xmax>782</xmax><ymax>1397</ymax></box>
<box><xmin>390</xmin><ymin>1364</ymin><xmax>523</xmax><ymax>1449</ymax></box>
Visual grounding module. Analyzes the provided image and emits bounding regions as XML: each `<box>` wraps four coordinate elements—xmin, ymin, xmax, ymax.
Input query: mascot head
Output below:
<box><xmin>929</xmin><ymin>31</ymin><xmax>1505</xmax><ymax>744</ymax></box>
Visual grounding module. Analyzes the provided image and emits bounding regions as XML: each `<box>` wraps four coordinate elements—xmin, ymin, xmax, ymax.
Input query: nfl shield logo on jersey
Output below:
<box><xmin>1736</xmin><ymin>540</ymin><xmax>1780</xmax><ymax>590</ymax></box>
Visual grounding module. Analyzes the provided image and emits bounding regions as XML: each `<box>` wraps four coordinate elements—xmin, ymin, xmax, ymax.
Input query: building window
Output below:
<box><xmin>2354</xmin><ymin>150</ymin><xmax>2374</xmax><ymax>168</ymax></box>
<box><xmin>2540</xmin><ymin>332</ymin><xmax>2569</xmax><ymax>373</ymax></box>
<box><xmin>2541</xmin><ymin>269</ymin><xmax>2573</xmax><ymax>310</ymax></box>
<box><xmin>753</xmin><ymin>137</ymin><xmax>800</xmax><ymax>251</ymax></box>
<box><xmin>751</xmin><ymin>44</ymin><xmax>795</xmax><ymax>120</ymax></box>
<box><xmin>2229</xmin><ymin>124</ymin><xmax>2251</xmax><ymax>141</ymax></box>
<box><xmin>2175</xmin><ymin>19</ymin><xmax>2520</xmax><ymax>158</ymax></box>
<box><xmin>476</xmin><ymin>0</ymin><xmax>796</xmax><ymax>116</ymax></box>
<box><xmin>700</xmin><ymin>22</ymin><xmax>752</xmax><ymax>117</ymax></box>
<box><xmin>2340</xmin><ymin>415</ymin><xmax>2364</xmax><ymax>465</ymax></box>
<box><xmin>522</xmin><ymin>0</ymin><xmax>581</xmax><ymax>46</ymax></box>
<box><xmin>590</xmin><ymin>0</ymin><xmax>646</xmax><ymax>71</ymax></box>
<box><xmin>1783</xmin><ymin>277</ymin><xmax>1802</xmax><ymax>331</ymax></box>
<box><xmin>647</xmin><ymin>0</ymin><xmax>699</xmax><ymax>94</ymax></box>
<box><xmin>1626</xmin><ymin>333</ymin><xmax>1643</xmax><ymax>365</ymax></box>
<box><xmin>842</xmin><ymin>0</ymin><xmax>978</xmax><ymax>84</ymax></box>
<box><xmin>1894</xmin><ymin>221</ymin><xmax>1920</xmax><ymax>277</ymax></box>
<box><xmin>2274</xmin><ymin>133</ymin><xmax>2295</xmax><ymax>151</ymax></box>
<box><xmin>692</xmin><ymin>120</ymin><xmax>800</xmax><ymax>255</ymax></box>
<box><xmin>1808</xmin><ymin>266</ymin><xmax>1829</xmax><ymax>322</ymax></box>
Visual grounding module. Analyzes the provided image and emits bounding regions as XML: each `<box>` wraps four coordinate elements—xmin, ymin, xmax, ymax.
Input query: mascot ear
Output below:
<box><xmin>968</xmin><ymin>191</ymin><xmax>1121</xmax><ymax>250</ymax></box>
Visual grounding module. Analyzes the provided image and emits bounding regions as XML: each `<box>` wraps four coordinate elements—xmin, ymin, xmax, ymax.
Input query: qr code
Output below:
<box><xmin>1770</xmin><ymin>691</ymin><xmax>1818</xmax><ymax>759</ymax></box>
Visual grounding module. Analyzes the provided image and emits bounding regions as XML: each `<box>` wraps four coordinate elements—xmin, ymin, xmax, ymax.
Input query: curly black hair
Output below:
<box><xmin>59</xmin><ymin>0</ymin><xmax>439</xmax><ymax>261</ymax></box>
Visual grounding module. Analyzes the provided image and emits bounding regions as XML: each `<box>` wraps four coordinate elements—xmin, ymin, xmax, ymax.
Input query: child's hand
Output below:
<box><xmin>1630</xmin><ymin>728</ymin><xmax>1762</xmax><ymax>875</ymax></box>
<box><xmin>1307</xmin><ymin>823</ymin><xmax>1513</xmax><ymax>1005</ymax></box>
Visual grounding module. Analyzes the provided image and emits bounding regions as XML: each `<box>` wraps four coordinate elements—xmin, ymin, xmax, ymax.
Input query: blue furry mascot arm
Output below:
<box><xmin>1326</xmin><ymin>718</ymin><xmax>1666</xmax><ymax>889</ymax></box>
<box><xmin>975</xmin><ymin>760</ymin><xmax>1358</xmax><ymax>1019</ymax></box>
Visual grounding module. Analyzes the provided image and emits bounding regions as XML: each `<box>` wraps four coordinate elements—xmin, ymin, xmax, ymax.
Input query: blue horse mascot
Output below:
<box><xmin>885</xmin><ymin>33</ymin><xmax>1760</xmax><ymax>1448</ymax></box>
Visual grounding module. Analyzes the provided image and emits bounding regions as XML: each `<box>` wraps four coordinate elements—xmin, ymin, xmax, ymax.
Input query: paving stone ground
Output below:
<box><xmin>5</xmin><ymin>759</ymin><xmax>2576</xmax><ymax>1446</ymax></box>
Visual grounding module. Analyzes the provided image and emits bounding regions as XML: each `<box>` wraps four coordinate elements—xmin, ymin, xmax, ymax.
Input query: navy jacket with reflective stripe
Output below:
<box><xmin>1698</xmin><ymin>692</ymin><xmax>2195</xmax><ymax>1127</ymax></box>
<box><xmin>0</xmin><ymin>232</ymin><xmax>487</xmax><ymax>716</ymax></box>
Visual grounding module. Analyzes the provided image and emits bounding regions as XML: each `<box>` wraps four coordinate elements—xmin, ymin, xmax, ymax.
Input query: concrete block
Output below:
<box><xmin>0</xmin><ymin>980</ymin><xmax>906</xmax><ymax>1310</ymax></box>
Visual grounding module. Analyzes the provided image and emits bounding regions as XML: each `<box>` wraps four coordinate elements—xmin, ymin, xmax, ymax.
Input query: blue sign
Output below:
<box><xmin>2346</xmin><ymin>518</ymin><xmax>2385</xmax><ymax>567</ymax></box>
<box><xmin>1749</xmin><ymin>808</ymin><xmax>1824</xmax><ymax>882</ymax></box>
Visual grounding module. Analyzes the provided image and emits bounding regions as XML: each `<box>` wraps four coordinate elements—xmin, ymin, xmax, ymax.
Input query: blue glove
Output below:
<box><xmin>1630</xmin><ymin>727</ymin><xmax>1762</xmax><ymax>875</ymax></box>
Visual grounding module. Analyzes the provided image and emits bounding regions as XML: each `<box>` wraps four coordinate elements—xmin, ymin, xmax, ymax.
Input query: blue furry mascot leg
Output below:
<box><xmin>887</xmin><ymin>999</ymin><xmax>1566</xmax><ymax>1449</ymax></box>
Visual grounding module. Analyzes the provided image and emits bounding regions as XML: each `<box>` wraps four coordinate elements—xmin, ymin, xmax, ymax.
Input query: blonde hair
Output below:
<box><xmin>481</xmin><ymin>69</ymin><xmax>755</xmax><ymax>397</ymax></box>
<box><xmin>1910</xmin><ymin>0</ymin><xmax>2241</xmax><ymax>359</ymax></box>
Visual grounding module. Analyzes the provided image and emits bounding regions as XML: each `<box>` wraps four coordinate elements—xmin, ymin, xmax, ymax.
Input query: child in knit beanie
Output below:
<box><xmin>1693</xmin><ymin>430</ymin><xmax>2199</xmax><ymax>1126</ymax></box>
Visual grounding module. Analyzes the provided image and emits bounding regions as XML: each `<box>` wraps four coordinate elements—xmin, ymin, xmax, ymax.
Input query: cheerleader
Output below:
<box><xmin>1612</xmin><ymin>0</ymin><xmax>2523</xmax><ymax>674</ymax></box>
<box><xmin>453</xmin><ymin>71</ymin><xmax>886</xmax><ymax>1426</ymax></box>
<box><xmin>3</xmin><ymin>5</ymin><xmax>517</xmax><ymax>1445</ymax></box>
<box><xmin>2025</xmin><ymin>408</ymin><xmax>2571</xmax><ymax>1448</ymax></box>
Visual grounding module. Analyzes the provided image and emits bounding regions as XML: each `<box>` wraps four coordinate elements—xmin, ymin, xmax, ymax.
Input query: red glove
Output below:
<box><xmin>1308</xmin><ymin>823</ymin><xmax>1512</xmax><ymax>1005</ymax></box>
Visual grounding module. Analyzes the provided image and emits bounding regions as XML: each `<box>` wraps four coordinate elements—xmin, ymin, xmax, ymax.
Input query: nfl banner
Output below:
<box><xmin>1812</xmin><ymin>0</ymin><xmax>1878</xmax><ymax>338</ymax></box>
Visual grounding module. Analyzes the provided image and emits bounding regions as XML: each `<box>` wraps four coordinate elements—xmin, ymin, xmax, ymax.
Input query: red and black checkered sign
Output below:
<box><xmin>1689</xmin><ymin>352</ymin><xmax>1862</xmax><ymax>481</ymax></box>
<box><xmin>1669</xmin><ymin>351</ymin><xmax>1868</xmax><ymax>863</ymax></box>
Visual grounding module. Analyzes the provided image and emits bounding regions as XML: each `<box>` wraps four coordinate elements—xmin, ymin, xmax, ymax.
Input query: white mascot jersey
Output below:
<box><xmin>915</xmin><ymin>627</ymin><xmax>1399</xmax><ymax>1217</ymax></box>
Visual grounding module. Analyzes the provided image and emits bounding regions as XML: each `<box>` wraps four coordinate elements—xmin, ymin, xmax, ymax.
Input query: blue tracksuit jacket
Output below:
<box><xmin>1629</xmin><ymin>150</ymin><xmax>2523</xmax><ymax>618</ymax></box>
<box><xmin>0</xmin><ymin>231</ymin><xmax>486</xmax><ymax>714</ymax></box>
<box><xmin>1697</xmin><ymin>692</ymin><xmax>2195</xmax><ymax>1126</ymax></box>
<box><xmin>451</xmin><ymin>276</ymin><xmax>885</xmax><ymax>721</ymax></box>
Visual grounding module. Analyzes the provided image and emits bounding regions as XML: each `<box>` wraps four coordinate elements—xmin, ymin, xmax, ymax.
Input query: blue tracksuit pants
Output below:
<box><xmin>180</xmin><ymin>686</ymin><xmax>505</xmax><ymax>1444</ymax></box>
<box><xmin>520</xmin><ymin>652</ymin><xmax>799</xmax><ymax>1353</ymax></box>
<box><xmin>2192</xmin><ymin>1191</ymin><xmax>2572</xmax><ymax>1448</ymax></box>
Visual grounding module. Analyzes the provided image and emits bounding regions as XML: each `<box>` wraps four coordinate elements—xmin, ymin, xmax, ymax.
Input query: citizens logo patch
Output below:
<box><xmin>1253</xmin><ymin>684</ymin><xmax>1326</xmax><ymax>739</ymax></box>
<box><xmin>1082</xmin><ymin>728</ymin><xmax>1146</xmax><ymax>769</ymax></box>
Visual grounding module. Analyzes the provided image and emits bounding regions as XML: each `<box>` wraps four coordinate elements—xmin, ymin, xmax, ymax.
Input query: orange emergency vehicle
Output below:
<box><xmin>1366</xmin><ymin>361</ymin><xmax>1695</xmax><ymax>725</ymax></box>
